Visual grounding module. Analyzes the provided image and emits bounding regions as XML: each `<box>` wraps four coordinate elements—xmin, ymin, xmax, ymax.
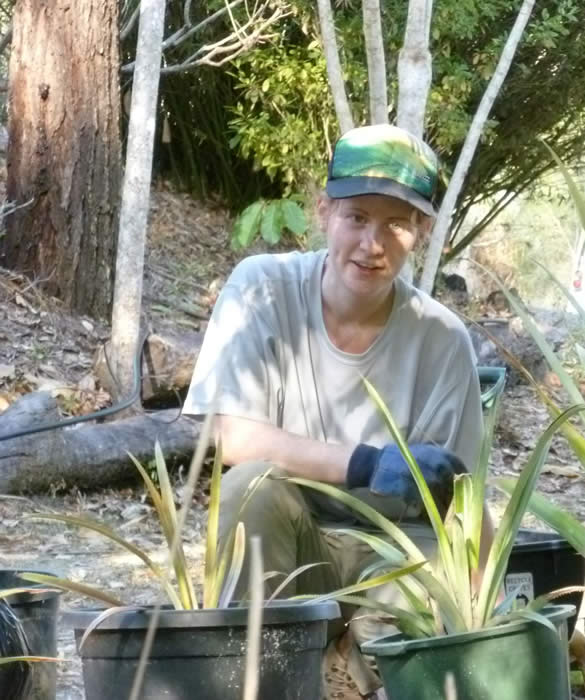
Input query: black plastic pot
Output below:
<box><xmin>362</xmin><ymin>604</ymin><xmax>574</xmax><ymax>700</ymax></box>
<box><xmin>0</xmin><ymin>569</ymin><xmax>61</xmax><ymax>700</ymax></box>
<box><xmin>506</xmin><ymin>529</ymin><xmax>585</xmax><ymax>636</ymax></box>
<box><xmin>65</xmin><ymin>600</ymin><xmax>340</xmax><ymax>700</ymax></box>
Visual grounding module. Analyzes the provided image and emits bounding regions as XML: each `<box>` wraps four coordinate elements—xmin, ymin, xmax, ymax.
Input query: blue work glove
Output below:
<box><xmin>346</xmin><ymin>443</ymin><xmax>468</xmax><ymax>518</ymax></box>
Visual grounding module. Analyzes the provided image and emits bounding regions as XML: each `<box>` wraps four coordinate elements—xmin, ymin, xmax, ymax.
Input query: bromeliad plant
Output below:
<box><xmin>21</xmin><ymin>441</ymin><xmax>260</xmax><ymax>611</ymax></box>
<box><xmin>289</xmin><ymin>378</ymin><xmax>585</xmax><ymax>638</ymax></box>
<box><xmin>21</xmin><ymin>437</ymin><xmax>418</xmax><ymax>614</ymax></box>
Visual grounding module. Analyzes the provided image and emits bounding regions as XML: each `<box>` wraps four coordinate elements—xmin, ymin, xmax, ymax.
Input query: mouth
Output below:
<box><xmin>352</xmin><ymin>260</ymin><xmax>384</xmax><ymax>272</ymax></box>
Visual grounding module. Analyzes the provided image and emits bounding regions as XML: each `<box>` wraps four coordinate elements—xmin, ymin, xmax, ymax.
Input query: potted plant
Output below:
<box><xmin>0</xmin><ymin>586</ymin><xmax>62</xmax><ymax>700</ymax></box>
<box><xmin>21</xmin><ymin>431</ymin><xmax>364</xmax><ymax>700</ymax></box>
<box><xmin>286</xmin><ymin>379</ymin><xmax>581</xmax><ymax>700</ymax></box>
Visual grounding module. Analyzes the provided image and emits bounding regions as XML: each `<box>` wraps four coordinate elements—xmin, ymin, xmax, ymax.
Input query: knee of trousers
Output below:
<box><xmin>219</xmin><ymin>460</ymin><xmax>306</xmax><ymax>531</ymax></box>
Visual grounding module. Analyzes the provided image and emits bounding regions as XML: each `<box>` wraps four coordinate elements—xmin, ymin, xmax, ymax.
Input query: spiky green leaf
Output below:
<box><xmin>20</xmin><ymin>573</ymin><xmax>124</xmax><ymax>608</ymax></box>
<box><xmin>477</xmin><ymin>404</ymin><xmax>585</xmax><ymax>625</ymax></box>
<box><xmin>25</xmin><ymin>513</ymin><xmax>182</xmax><ymax>609</ymax></box>
<box><xmin>204</xmin><ymin>441</ymin><xmax>223</xmax><ymax>608</ymax></box>
<box><xmin>361</xmin><ymin>377</ymin><xmax>459</xmax><ymax>596</ymax></box>
<box><xmin>218</xmin><ymin>522</ymin><xmax>246</xmax><ymax>608</ymax></box>
<box><xmin>494</xmin><ymin>478</ymin><xmax>585</xmax><ymax>555</ymax></box>
<box><xmin>154</xmin><ymin>442</ymin><xmax>195</xmax><ymax>609</ymax></box>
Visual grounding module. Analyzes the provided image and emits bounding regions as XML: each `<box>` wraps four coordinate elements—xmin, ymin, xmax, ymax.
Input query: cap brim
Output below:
<box><xmin>326</xmin><ymin>176</ymin><xmax>437</xmax><ymax>217</ymax></box>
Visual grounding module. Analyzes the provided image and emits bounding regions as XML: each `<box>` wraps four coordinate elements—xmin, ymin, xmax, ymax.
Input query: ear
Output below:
<box><xmin>317</xmin><ymin>195</ymin><xmax>331</xmax><ymax>231</ymax></box>
<box><xmin>418</xmin><ymin>214</ymin><xmax>434</xmax><ymax>237</ymax></box>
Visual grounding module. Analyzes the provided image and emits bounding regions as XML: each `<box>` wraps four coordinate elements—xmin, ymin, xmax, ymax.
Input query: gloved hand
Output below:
<box><xmin>346</xmin><ymin>443</ymin><xmax>468</xmax><ymax>517</ymax></box>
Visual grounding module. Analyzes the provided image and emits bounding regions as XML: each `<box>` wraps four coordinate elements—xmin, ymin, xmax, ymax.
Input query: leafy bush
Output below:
<box><xmin>229</xmin><ymin>41</ymin><xmax>339</xmax><ymax>194</ymax></box>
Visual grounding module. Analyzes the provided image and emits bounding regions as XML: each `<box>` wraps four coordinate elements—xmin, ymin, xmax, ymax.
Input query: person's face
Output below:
<box><xmin>319</xmin><ymin>193</ymin><xmax>429</xmax><ymax>301</ymax></box>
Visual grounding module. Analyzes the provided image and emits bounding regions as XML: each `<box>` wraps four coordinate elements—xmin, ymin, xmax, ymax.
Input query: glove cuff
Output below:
<box><xmin>346</xmin><ymin>443</ymin><xmax>380</xmax><ymax>489</ymax></box>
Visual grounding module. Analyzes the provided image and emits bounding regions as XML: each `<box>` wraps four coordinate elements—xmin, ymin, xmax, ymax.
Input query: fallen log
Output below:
<box><xmin>0</xmin><ymin>392</ymin><xmax>204</xmax><ymax>493</ymax></box>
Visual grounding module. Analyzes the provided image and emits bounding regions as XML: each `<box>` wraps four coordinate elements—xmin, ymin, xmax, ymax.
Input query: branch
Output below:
<box><xmin>316</xmin><ymin>0</ymin><xmax>354</xmax><ymax>134</ymax></box>
<box><xmin>120</xmin><ymin>5</ymin><xmax>141</xmax><ymax>41</ymax></box>
<box><xmin>160</xmin><ymin>1</ymin><xmax>245</xmax><ymax>53</ymax></box>
<box><xmin>184</xmin><ymin>0</ymin><xmax>194</xmax><ymax>28</ymax></box>
<box><xmin>123</xmin><ymin>2</ymin><xmax>288</xmax><ymax>75</ymax></box>
<box><xmin>362</xmin><ymin>0</ymin><xmax>388</xmax><ymax>124</ymax></box>
<box><xmin>396</xmin><ymin>0</ymin><xmax>434</xmax><ymax>138</ymax></box>
<box><xmin>120</xmin><ymin>0</ymin><xmax>269</xmax><ymax>74</ymax></box>
<box><xmin>418</xmin><ymin>0</ymin><xmax>536</xmax><ymax>293</ymax></box>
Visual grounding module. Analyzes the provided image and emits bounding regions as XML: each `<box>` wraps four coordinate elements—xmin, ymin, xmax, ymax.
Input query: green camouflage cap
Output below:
<box><xmin>326</xmin><ymin>124</ymin><xmax>440</xmax><ymax>216</ymax></box>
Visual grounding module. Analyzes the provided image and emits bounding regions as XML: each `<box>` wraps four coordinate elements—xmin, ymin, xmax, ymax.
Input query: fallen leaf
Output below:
<box><xmin>0</xmin><ymin>364</ymin><xmax>15</xmax><ymax>379</ymax></box>
<box><xmin>542</xmin><ymin>464</ymin><xmax>583</xmax><ymax>479</ymax></box>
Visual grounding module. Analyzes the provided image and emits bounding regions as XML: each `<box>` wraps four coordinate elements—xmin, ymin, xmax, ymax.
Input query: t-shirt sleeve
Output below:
<box><xmin>408</xmin><ymin>329</ymin><xmax>484</xmax><ymax>472</ymax></box>
<box><xmin>181</xmin><ymin>278</ymin><xmax>283</xmax><ymax>425</ymax></box>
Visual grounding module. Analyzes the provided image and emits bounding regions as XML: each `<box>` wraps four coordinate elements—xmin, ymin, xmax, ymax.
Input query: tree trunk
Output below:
<box><xmin>0</xmin><ymin>392</ymin><xmax>202</xmax><ymax>493</ymax></box>
<box><xmin>1</xmin><ymin>0</ymin><xmax>122</xmax><ymax>319</ymax></box>
<box><xmin>396</xmin><ymin>0</ymin><xmax>434</xmax><ymax>139</ymax></box>
<box><xmin>109</xmin><ymin>0</ymin><xmax>167</xmax><ymax>406</ymax></box>
<box><xmin>316</xmin><ymin>0</ymin><xmax>354</xmax><ymax>135</ymax></box>
<box><xmin>396</xmin><ymin>0</ymin><xmax>434</xmax><ymax>285</ymax></box>
<box><xmin>362</xmin><ymin>0</ymin><xmax>388</xmax><ymax>125</ymax></box>
<box><xmin>419</xmin><ymin>0</ymin><xmax>536</xmax><ymax>295</ymax></box>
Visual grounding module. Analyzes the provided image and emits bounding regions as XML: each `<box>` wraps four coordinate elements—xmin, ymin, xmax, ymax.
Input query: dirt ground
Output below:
<box><xmin>1</xmin><ymin>181</ymin><xmax>585</xmax><ymax>698</ymax></box>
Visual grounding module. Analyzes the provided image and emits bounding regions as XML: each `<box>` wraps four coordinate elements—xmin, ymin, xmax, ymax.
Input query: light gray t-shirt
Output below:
<box><xmin>183</xmin><ymin>250</ymin><xmax>483</xmax><ymax>521</ymax></box>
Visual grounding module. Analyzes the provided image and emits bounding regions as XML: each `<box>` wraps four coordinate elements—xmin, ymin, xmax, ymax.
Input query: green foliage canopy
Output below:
<box><xmin>226</xmin><ymin>0</ymin><xmax>585</xmax><ymax>251</ymax></box>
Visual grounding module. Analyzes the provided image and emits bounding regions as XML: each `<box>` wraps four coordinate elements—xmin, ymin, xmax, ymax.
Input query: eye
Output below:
<box><xmin>348</xmin><ymin>212</ymin><xmax>366</xmax><ymax>224</ymax></box>
<box><xmin>387</xmin><ymin>219</ymin><xmax>412</xmax><ymax>233</ymax></box>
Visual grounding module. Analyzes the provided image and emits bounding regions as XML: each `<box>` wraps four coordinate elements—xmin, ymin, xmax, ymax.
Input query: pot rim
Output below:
<box><xmin>361</xmin><ymin>604</ymin><xmax>575</xmax><ymax>657</ymax></box>
<box><xmin>0</xmin><ymin>568</ymin><xmax>62</xmax><ymax>604</ymax></box>
<box><xmin>63</xmin><ymin>599</ymin><xmax>341</xmax><ymax>631</ymax></box>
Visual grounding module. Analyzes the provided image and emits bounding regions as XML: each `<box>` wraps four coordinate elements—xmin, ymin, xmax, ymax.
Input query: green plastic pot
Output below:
<box><xmin>361</xmin><ymin>604</ymin><xmax>574</xmax><ymax>700</ymax></box>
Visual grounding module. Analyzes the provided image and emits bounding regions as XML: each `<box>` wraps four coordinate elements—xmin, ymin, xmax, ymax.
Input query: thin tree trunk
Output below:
<box><xmin>362</xmin><ymin>0</ymin><xmax>387</xmax><ymax>125</ymax></box>
<box><xmin>109</xmin><ymin>0</ymin><xmax>167</xmax><ymax>406</ymax></box>
<box><xmin>419</xmin><ymin>0</ymin><xmax>536</xmax><ymax>294</ymax></box>
<box><xmin>316</xmin><ymin>0</ymin><xmax>354</xmax><ymax>134</ymax></box>
<box><xmin>396</xmin><ymin>0</ymin><xmax>434</xmax><ymax>139</ymax></box>
<box><xmin>396</xmin><ymin>0</ymin><xmax>433</xmax><ymax>285</ymax></box>
<box><xmin>1</xmin><ymin>0</ymin><xmax>121</xmax><ymax>318</ymax></box>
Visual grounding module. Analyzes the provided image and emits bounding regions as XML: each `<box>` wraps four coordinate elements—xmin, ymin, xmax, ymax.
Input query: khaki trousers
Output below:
<box><xmin>218</xmin><ymin>461</ymin><xmax>437</xmax><ymax>647</ymax></box>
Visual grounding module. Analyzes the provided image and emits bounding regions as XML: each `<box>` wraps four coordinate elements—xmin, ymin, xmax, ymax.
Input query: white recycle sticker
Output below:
<box><xmin>505</xmin><ymin>572</ymin><xmax>535</xmax><ymax>608</ymax></box>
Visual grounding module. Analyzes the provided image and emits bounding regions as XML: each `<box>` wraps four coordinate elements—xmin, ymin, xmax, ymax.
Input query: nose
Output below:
<box><xmin>359</xmin><ymin>224</ymin><xmax>384</xmax><ymax>255</ymax></box>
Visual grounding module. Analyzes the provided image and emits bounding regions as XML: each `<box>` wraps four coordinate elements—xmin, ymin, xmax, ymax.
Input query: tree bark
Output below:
<box><xmin>109</xmin><ymin>0</ymin><xmax>167</xmax><ymax>406</ymax></box>
<box><xmin>0</xmin><ymin>392</ymin><xmax>202</xmax><ymax>493</ymax></box>
<box><xmin>362</xmin><ymin>0</ymin><xmax>388</xmax><ymax>125</ymax></box>
<box><xmin>419</xmin><ymin>0</ymin><xmax>536</xmax><ymax>295</ymax></box>
<box><xmin>1</xmin><ymin>0</ymin><xmax>122</xmax><ymax>319</ymax></box>
<box><xmin>316</xmin><ymin>0</ymin><xmax>354</xmax><ymax>135</ymax></box>
<box><xmin>396</xmin><ymin>0</ymin><xmax>434</xmax><ymax>139</ymax></box>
